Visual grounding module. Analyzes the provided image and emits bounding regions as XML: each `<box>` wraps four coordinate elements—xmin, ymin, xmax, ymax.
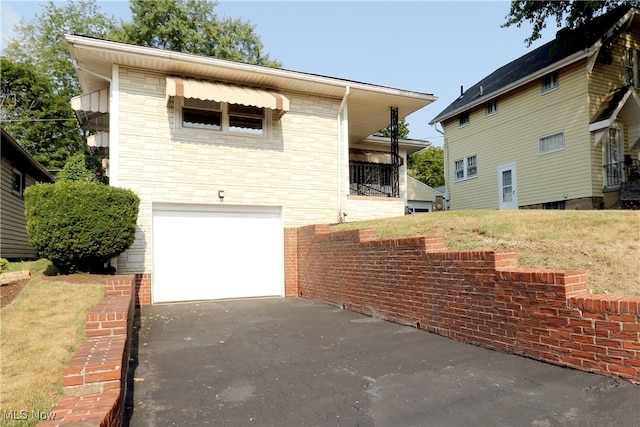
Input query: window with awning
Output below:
<box><xmin>165</xmin><ymin>77</ymin><xmax>289</xmax><ymax>115</ymax></box>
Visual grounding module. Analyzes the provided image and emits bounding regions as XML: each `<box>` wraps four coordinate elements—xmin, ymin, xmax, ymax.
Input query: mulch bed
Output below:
<box><xmin>1</xmin><ymin>274</ymin><xmax>115</xmax><ymax>309</ymax></box>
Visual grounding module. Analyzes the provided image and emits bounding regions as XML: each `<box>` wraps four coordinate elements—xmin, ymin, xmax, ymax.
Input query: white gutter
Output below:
<box><xmin>337</xmin><ymin>86</ymin><xmax>350</xmax><ymax>221</ymax></box>
<box><xmin>433</xmin><ymin>123</ymin><xmax>449</xmax><ymax>211</ymax></box>
<box><xmin>65</xmin><ymin>34</ymin><xmax>435</xmax><ymax>101</ymax></box>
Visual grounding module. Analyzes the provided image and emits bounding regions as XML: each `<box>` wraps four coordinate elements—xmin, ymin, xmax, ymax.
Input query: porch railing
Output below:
<box><xmin>603</xmin><ymin>159</ymin><xmax>640</xmax><ymax>187</ymax></box>
<box><xmin>349</xmin><ymin>162</ymin><xmax>395</xmax><ymax>197</ymax></box>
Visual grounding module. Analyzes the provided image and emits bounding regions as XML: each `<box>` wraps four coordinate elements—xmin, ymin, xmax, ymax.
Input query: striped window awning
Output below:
<box><xmin>166</xmin><ymin>77</ymin><xmax>290</xmax><ymax>113</ymax></box>
<box><xmin>71</xmin><ymin>87</ymin><xmax>109</xmax><ymax>131</ymax></box>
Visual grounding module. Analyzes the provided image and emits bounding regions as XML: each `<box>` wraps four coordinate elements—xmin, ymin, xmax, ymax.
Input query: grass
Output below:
<box><xmin>333</xmin><ymin>210</ymin><xmax>640</xmax><ymax>296</ymax></box>
<box><xmin>1</xmin><ymin>259</ymin><xmax>57</xmax><ymax>276</ymax></box>
<box><xmin>0</xmin><ymin>265</ymin><xmax>103</xmax><ymax>427</ymax></box>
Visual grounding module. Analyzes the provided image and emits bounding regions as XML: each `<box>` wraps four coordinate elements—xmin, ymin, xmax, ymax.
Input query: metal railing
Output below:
<box><xmin>349</xmin><ymin>162</ymin><xmax>395</xmax><ymax>197</ymax></box>
<box><xmin>603</xmin><ymin>159</ymin><xmax>640</xmax><ymax>187</ymax></box>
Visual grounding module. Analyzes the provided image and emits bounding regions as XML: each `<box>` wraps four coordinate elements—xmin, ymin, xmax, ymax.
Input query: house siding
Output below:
<box><xmin>114</xmin><ymin>67</ymin><xmax>347</xmax><ymax>273</ymax></box>
<box><xmin>1</xmin><ymin>155</ymin><xmax>37</xmax><ymax>259</ymax></box>
<box><xmin>588</xmin><ymin>25</ymin><xmax>640</xmax><ymax>196</ymax></box>
<box><xmin>445</xmin><ymin>61</ymin><xmax>592</xmax><ymax>210</ymax></box>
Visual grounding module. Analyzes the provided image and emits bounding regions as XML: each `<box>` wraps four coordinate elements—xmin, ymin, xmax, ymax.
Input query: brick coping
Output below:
<box><xmin>39</xmin><ymin>275</ymin><xmax>135</xmax><ymax>427</ymax></box>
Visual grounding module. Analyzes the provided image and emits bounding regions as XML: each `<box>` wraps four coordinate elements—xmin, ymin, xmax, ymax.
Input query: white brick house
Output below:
<box><xmin>67</xmin><ymin>35</ymin><xmax>435</xmax><ymax>303</ymax></box>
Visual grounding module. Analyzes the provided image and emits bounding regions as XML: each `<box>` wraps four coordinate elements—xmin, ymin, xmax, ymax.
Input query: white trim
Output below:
<box><xmin>109</xmin><ymin>64</ymin><xmax>119</xmax><ymax>186</ymax></box>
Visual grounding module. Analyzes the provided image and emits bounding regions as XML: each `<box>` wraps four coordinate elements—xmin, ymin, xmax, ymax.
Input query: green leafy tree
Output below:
<box><xmin>0</xmin><ymin>57</ymin><xmax>84</xmax><ymax>170</ymax></box>
<box><xmin>24</xmin><ymin>182</ymin><xmax>140</xmax><ymax>274</ymax></box>
<box><xmin>375</xmin><ymin>118</ymin><xmax>410</xmax><ymax>139</ymax></box>
<box><xmin>3</xmin><ymin>0</ymin><xmax>117</xmax><ymax>99</ymax></box>
<box><xmin>57</xmin><ymin>152</ymin><xmax>100</xmax><ymax>183</ymax></box>
<box><xmin>503</xmin><ymin>1</ymin><xmax>639</xmax><ymax>46</ymax></box>
<box><xmin>408</xmin><ymin>146</ymin><xmax>445</xmax><ymax>187</ymax></box>
<box><xmin>111</xmin><ymin>0</ymin><xmax>281</xmax><ymax>67</ymax></box>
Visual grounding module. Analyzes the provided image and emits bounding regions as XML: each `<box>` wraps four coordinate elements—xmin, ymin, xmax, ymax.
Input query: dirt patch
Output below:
<box><xmin>1</xmin><ymin>279</ymin><xmax>30</xmax><ymax>309</ymax></box>
<box><xmin>1</xmin><ymin>274</ymin><xmax>115</xmax><ymax>309</ymax></box>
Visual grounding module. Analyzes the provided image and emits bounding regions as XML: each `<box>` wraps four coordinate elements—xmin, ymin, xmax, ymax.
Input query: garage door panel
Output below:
<box><xmin>153</xmin><ymin>207</ymin><xmax>283</xmax><ymax>303</ymax></box>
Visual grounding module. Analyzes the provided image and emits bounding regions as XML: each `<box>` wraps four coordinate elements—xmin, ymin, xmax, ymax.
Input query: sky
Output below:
<box><xmin>0</xmin><ymin>0</ymin><xmax>558</xmax><ymax>146</ymax></box>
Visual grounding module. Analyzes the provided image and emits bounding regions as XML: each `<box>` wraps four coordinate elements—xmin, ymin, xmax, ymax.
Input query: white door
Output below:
<box><xmin>152</xmin><ymin>205</ymin><xmax>283</xmax><ymax>303</ymax></box>
<box><xmin>498</xmin><ymin>162</ymin><xmax>518</xmax><ymax>210</ymax></box>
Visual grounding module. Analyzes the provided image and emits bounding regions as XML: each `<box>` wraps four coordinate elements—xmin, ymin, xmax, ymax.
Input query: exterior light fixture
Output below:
<box><xmin>218</xmin><ymin>190</ymin><xmax>224</xmax><ymax>200</ymax></box>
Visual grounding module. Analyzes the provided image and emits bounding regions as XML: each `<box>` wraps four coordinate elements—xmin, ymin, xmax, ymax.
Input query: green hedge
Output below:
<box><xmin>24</xmin><ymin>182</ymin><xmax>140</xmax><ymax>273</ymax></box>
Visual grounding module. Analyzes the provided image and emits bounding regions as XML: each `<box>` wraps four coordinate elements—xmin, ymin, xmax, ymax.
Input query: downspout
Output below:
<box><xmin>337</xmin><ymin>86</ymin><xmax>350</xmax><ymax>222</ymax></box>
<box><xmin>434</xmin><ymin>123</ymin><xmax>449</xmax><ymax>210</ymax></box>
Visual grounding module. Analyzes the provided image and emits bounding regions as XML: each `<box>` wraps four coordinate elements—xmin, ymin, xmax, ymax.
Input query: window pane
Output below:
<box><xmin>229</xmin><ymin>115</ymin><xmax>263</xmax><ymax>134</ymax></box>
<box><xmin>184</xmin><ymin>98</ymin><xmax>220</xmax><ymax>110</ymax></box>
<box><xmin>183</xmin><ymin>108</ymin><xmax>221</xmax><ymax>129</ymax></box>
<box><xmin>539</xmin><ymin>132</ymin><xmax>564</xmax><ymax>154</ymax></box>
<box><xmin>455</xmin><ymin>160</ymin><xmax>464</xmax><ymax>179</ymax></box>
<box><xmin>467</xmin><ymin>156</ymin><xmax>477</xmax><ymax>176</ymax></box>
<box><xmin>229</xmin><ymin>104</ymin><xmax>264</xmax><ymax>134</ymax></box>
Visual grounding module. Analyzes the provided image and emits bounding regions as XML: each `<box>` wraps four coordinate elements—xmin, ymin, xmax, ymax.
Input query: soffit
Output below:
<box><xmin>66</xmin><ymin>35</ymin><xmax>436</xmax><ymax>144</ymax></box>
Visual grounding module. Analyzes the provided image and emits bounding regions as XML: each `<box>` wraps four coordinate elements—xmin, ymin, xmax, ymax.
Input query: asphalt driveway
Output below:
<box><xmin>125</xmin><ymin>298</ymin><xmax>639</xmax><ymax>427</ymax></box>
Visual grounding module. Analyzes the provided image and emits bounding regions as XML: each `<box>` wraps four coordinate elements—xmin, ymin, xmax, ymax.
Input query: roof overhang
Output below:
<box><xmin>590</xmin><ymin>87</ymin><xmax>640</xmax><ymax>131</ymax></box>
<box><xmin>65</xmin><ymin>35</ymin><xmax>436</xmax><ymax>144</ymax></box>
<box><xmin>358</xmin><ymin>135</ymin><xmax>431</xmax><ymax>154</ymax></box>
<box><xmin>1</xmin><ymin>128</ymin><xmax>55</xmax><ymax>182</ymax></box>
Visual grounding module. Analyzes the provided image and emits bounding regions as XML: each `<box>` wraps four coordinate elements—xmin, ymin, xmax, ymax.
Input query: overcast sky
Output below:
<box><xmin>1</xmin><ymin>1</ymin><xmax>557</xmax><ymax>146</ymax></box>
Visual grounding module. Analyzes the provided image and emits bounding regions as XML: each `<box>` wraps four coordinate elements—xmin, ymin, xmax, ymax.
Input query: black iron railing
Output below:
<box><xmin>350</xmin><ymin>162</ymin><xmax>394</xmax><ymax>197</ymax></box>
<box><xmin>603</xmin><ymin>159</ymin><xmax>640</xmax><ymax>187</ymax></box>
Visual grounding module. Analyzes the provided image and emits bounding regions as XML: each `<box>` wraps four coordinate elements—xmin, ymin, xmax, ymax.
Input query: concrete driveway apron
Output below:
<box><xmin>126</xmin><ymin>298</ymin><xmax>639</xmax><ymax>427</ymax></box>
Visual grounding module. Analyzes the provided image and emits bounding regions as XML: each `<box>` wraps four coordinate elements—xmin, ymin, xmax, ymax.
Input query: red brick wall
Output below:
<box><xmin>40</xmin><ymin>275</ymin><xmax>136</xmax><ymax>427</ymax></box>
<box><xmin>135</xmin><ymin>273</ymin><xmax>152</xmax><ymax>307</ymax></box>
<box><xmin>291</xmin><ymin>224</ymin><xmax>640</xmax><ymax>383</ymax></box>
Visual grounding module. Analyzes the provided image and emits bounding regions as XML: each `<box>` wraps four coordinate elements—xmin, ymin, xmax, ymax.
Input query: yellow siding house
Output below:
<box><xmin>430</xmin><ymin>6</ymin><xmax>640</xmax><ymax>210</ymax></box>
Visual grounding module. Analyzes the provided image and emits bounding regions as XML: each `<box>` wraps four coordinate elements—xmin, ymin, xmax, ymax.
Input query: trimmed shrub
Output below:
<box><xmin>0</xmin><ymin>258</ymin><xmax>8</xmax><ymax>272</ymax></box>
<box><xmin>24</xmin><ymin>181</ymin><xmax>140</xmax><ymax>274</ymax></box>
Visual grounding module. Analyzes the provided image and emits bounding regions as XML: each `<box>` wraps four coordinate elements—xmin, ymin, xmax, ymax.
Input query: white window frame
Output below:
<box><xmin>11</xmin><ymin>168</ymin><xmax>23</xmax><ymax>196</ymax></box>
<box><xmin>538</xmin><ymin>131</ymin><xmax>565</xmax><ymax>155</ymax></box>
<box><xmin>454</xmin><ymin>155</ymin><xmax>478</xmax><ymax>181</ymax></box>
<box><xmin>486</xmin><ymin>99</ymin><xmax>497</xmax><ymax>116</ymax></box>
<box><xmin>178</xmin><ymin>97</ymin><xmax>269</xmax><ymax>137</ymax></box>
<box><xmin>542</xmin><ymin>71</ymin><xmax>559</xmax><ymax>93</ymax></box>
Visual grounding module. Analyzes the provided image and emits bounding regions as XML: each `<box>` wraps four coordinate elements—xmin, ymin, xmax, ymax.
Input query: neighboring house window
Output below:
<box><xmin>603</xmin><ymin>126</ymin><xmax>623</xmax><ymax>187</ymax></box>
<box><xmin>183</xmin><ymin>99</ymin><xmax>222</xmax><ymax>130</ymax></box>
<box><xmin>11</xmin><ymin>168</ymin><xmax>24</xmax><ymax>196</ymax></box>
<box><xmin>181</xmin><ymin>98</ymin><xmax>266</xmax><ymax>136</ymax></box>
<box><xmin>624</xmin><ymin>48</ymin><xmax>639</xmax><ymax>88</ymax></box>
<box><xmin>542</xmin><ymin>71</ymin><xmax>558</xmax><ymax>93</ymax></box>
<box><xmin>486</xmin><ymin>99</ymin><xmax>497</xmax><ymax>116</ymax></box>
<box><xmin>539</xmin><ymin>131</ymin><xmax>565</xmax><ymax>155</ymax></box>
<box><xmin>459</xmin><ymin>111</ymin><xmax>469</xmax><ymax>127</ymax></box>
<box><xmin>454</xmin><ymin>155</ymin><xmax>478</xmax><ymax>181</ymax></box>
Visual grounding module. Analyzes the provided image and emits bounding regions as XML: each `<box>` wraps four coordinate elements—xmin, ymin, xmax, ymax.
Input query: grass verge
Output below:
<box><xmin>0</xmin><ymin>275</ymin><xmax>103</xmax><ymax>426</ymax></box>
<box><xmin>333</xmin><ymin>210</ymin><xmax>640</xmax><ymax>296</ymax></box>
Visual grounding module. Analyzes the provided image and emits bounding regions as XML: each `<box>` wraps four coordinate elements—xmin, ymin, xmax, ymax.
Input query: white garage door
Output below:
<box><xmin>152</xmin><ymin>205</ymin><xmax>284</xmax><ymax>303</ymax></box>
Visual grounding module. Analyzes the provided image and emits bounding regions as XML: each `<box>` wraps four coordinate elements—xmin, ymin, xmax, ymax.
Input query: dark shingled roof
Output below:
<box><xmin>591</xmin><ymin>84</ymin><xmax>634</xmax><ymax>124</ymax></box>
<box><xmin>430</xmin><ymin>5</ymin><xmax>635</xmax><ymax>125</ymax></box>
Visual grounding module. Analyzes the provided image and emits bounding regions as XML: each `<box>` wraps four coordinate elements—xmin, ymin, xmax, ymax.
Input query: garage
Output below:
<box><xmin>152</xmin><ymin>204</ymin><xmax>284</xmax><ymax>303</ymax></box>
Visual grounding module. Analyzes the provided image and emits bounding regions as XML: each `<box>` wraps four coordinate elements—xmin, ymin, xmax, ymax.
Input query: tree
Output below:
<box><xmin>375</xmin><ymin>118</ymin><xmax>410</xmax><ymax>139</ymax></box>
<box><xmin>57</xmin><ymin>152</ymin><xmax>100</xmax><ymax>183</ymax></box>
<box><xmin>503</xmin><ymin>1</ymin><xmax>639</xmax><ymax>46</ymax></box>
<box><xmin>110</xmin><ymin>0</ymin><xmax>281</xmax><ymax>67</ymax></box>
<box><xmin>3</xmin><ymin>0</ymin><xmax>117</xmax><ymax>99</ymax></box>
<box><xmin>0</xmin><ymin>57</ymin><xmax>84</xmax><ymax>170</ymax></box>
<box><xmin>408</xmin><ymin>146</ymin><xmax>445</xmax><ymax>187</ymax></box>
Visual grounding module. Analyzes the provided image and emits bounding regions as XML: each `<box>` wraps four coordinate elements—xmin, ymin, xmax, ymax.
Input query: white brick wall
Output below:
<box><xmin>114</xmin><ymin>68</ymin><xmax>346</xmax><ymax>273</ymax></box>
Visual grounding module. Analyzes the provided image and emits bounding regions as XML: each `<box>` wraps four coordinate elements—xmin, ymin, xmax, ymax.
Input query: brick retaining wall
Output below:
<box><xmin>39</xmin><ymin>275</ymin><xmax>135</xmax><ymax>427</ymax></box>
<box><xmin>289</xmin><ymin>224</ymin><xmax>640</xmax><ymax>383</ymax></box>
